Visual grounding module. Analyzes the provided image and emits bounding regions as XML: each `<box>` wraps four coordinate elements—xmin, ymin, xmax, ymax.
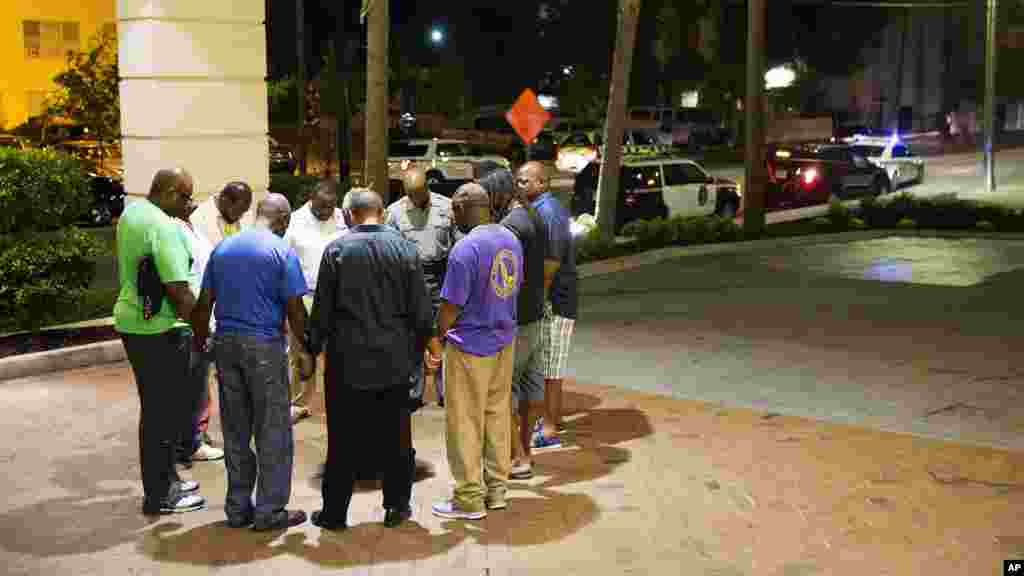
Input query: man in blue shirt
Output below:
<box><xmin>193</xmin><ymin>192</ymin><xmax>314</xmax><ymax>532</ymax></box>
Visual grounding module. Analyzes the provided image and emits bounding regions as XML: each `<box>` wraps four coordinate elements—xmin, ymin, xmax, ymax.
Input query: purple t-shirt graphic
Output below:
<box><xmin>441</xmin><ymin>223</ymin><xmax>523</xmax><ymax>356</ymax></box>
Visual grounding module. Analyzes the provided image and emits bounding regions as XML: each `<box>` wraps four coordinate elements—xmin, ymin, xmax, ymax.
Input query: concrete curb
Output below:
<box><xmin>0</xmin><ymin>339</ymin><xmax>125</xmax><ymax>382</ymax></box>
<box><xmin>5</xmin><ymin>228</ymin><xmax>1024</xmax><ymax>383</ymax></box>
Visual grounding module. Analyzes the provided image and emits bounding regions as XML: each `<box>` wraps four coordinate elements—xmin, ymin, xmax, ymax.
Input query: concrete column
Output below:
<box><xmin>117</xmin><ymin>0</ymin><xmax>268</xmax><ymax>203</ymax></box>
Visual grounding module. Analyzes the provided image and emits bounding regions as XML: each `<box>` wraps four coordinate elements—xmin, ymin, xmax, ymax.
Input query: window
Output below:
<box><xmin>623</xmin><ymin>166</ymin><xmax>662</xmax><ymax>191</ymax></box>
<box><xmin>23</xmin><ymin>20</ymin><xmax>80</xmax><ymax>59</ymax></box>
<box><xmin>663</xmin><ymin>162</ymin><xmax>708</xmax><ymax>186</ymax></box>
<box><xmin>891</xmin><ymin>144</ymin><xmax>910</xmax><ymax>158</ymax></box>
<box><xmin>436</xmin><ymin>142</ymin><xmax>472</xmax><ymax>157</ymax></box>
<box><xmin>389</xmin><ymin>143</ymin><xmax>429</xmax><ymax>157</ymax></box>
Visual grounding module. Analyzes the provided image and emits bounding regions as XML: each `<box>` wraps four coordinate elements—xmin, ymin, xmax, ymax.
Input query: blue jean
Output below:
<box><xmin>213</xmin><ymin>333</ymin><xmax>293</xmax><ymax>525</ymax></box>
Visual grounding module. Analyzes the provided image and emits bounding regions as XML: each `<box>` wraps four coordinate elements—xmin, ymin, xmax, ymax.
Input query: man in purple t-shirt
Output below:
<box><xmin>433</xmin><ymin>183</ymin><xmax>523</xmax><ymax>520</ymax></box>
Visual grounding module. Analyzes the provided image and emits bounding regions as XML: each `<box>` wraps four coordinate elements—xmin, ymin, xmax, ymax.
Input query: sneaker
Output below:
<box><xmin>531</xmin><ymin>431</ymin><xmax>563</xmax><ymax>451</ymax></box>
<box><xmin>384</xmin><ymin>506</ymin><xmax>413</xmax><ymax>527</ymax></box>
<box><xmin>431</xmin><ymin>500</ymin><xmax>486</xmax><ymax>520</ymax></box>
<box><xmin>175</xmin><ymin>479</ymin><xmax>200</xmax><ymax>493</ymax></box>
<box><xmin>510</xmin><ymin>462</ymin><xmax>534</xmax><ymax>480</ymax></box>
<box><xmin>144</xmin><ymin>492</ymin><xmax>206</xmax><ymax>515</ymax></box>
<box><xmin>290</xmin><ymin>405</ymin><xmax>311</xmax><ymax>423</ymax></box>
<box><xmin>192</xmin><ymin>443</ymin><xmax>224</xmax><ymax>461</ymax></box>
<box><xmin>253</xmin><ymin>509</ymin><xmax>307</xmax><ymax>532</ymax></box>
<box><xmin>485</xmin><ymin>494</ymin><xmax>507</xmax><ymax>510</ymax></box>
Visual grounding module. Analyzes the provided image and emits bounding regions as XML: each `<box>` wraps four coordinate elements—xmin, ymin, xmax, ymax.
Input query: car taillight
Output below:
<box><xmin>803</xmin><ymin>168</ymin><xmax>819</xmax><ymax>186</ymax></box>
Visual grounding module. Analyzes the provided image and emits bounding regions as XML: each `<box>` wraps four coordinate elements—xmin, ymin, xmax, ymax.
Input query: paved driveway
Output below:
<box><xmin>572</xmin><ymin>235</ymin><xmax>1024</xmax><ymax>451</ymax></box>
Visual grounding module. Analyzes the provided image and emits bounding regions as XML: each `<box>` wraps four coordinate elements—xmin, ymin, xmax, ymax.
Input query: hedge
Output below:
<box><xmin>0</xmin><ymin>148</ymin><xmax>102</xmax><ymax>332</ymax></box>
<box><xmin>0</xmin><ymin>147</ymin><xmax>92</xmax><ymax>234</ymax></box>
<box><xmin>577</xmin><ymin>194</ymin><xmax>1024</xmax><ymax>265</ymax></box>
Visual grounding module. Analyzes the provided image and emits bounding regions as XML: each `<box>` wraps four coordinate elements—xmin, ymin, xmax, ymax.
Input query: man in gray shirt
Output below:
<box><xmin>385</xmin><ymin>167</ymin><xmax>458</xmax><ymax>407</ymax></box>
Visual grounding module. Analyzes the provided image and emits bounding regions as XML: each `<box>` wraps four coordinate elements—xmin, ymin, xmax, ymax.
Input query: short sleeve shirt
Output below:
<box><xmin>114</xmin><ymin>199</ymin><xmax>193</xmax><ymax>335</ymax></box>
<box><xmin>202</xmin><ymin>228</ymin><xmax>308</xmax><ymax>342</ymax></box>
<box><xmin>441</xmin><ymin>224</ymin><xmax>522</xmax><ymax>357</ymax></box>
<box><xmin>532</xmin><ymin>192</ymin><xmax>578</xmax><ymax>319</ymax></box>
<box><xmin>501</xmin><ymin>206</ymin><xmax>547</xmax><ymax>326</ymax></box>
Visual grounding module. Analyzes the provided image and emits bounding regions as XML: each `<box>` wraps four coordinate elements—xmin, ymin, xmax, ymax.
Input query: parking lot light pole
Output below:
<box><xmin>984</xmin><ymin>0</ymin><xmax>998</xmax><ymax>193</ymax></box>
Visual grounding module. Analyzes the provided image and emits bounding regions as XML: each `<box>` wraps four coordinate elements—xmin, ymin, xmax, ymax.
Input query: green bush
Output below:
<box><xmin>268</xmin><ymin>173</ymin><xmax>322</xmax><ymax>210</ymax></box>
<box><xmin>896</xmin><ymin>218</ymin><xmax>917</xmax><ymax>228</ymax></box>
<box><xmin>859</xmin><ymin>193</ymin><xmax>914</xmax><ymax>228</ymax></box>
<box><xmin>976</xmin><ymin>220</ymin><xmax>996</xmax><ymax>232</ymax></box>
<box><xmin>826</xmin><ymin>199</ymin><xmax>853</xmax><ymax>230</ymax></box>
<box><xmin>912</xmin><ymin>197</ymin><xmax>978</xmax><ymax>229</ymax></box>
<box><xmin>0</xmin><ymin>228</ymin><xmax>103</xmax><ymax>331</ymax></box>
<box><xmin>575</xmin><ymin>228</ymin><xmax>633</xmax><ymax>264</ymax></box>
<box><xmin>0</xmin><ymin>147</ymin><xmax>92</xmax><ymax>234</ymax></box>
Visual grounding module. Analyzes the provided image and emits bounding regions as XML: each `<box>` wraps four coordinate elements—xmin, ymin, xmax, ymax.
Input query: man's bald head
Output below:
<box><xmin>516</xmin><ymin>161</ymin><xmax>549</xmax><ymax>202</ymax></box>
<box><xmin>256</xmin><ymin>192</ymin><xmax>292</xmax><ymax>236</ymax></box>
<box><xmin>401</xmin><ymin>167</ymin><xmax>429</xmax><ymax>209</ymax></box>
<box><xmin>217</xmin><ymin>181</ymin><xmax>254</xmax><ymax>224</ymax></box>
<box><xmin>347</xmin><ymin>187</ymin><xmax>385</xmax><ymax>225</ymax></box>
<box><xmin>148</xmin><ymin>168</ymin><xmax>194</xmax><ymax>219</ymax></box>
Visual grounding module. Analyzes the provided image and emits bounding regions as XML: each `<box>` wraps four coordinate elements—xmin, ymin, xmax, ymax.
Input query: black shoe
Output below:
<box><xmin>384</xmin><ymin>506</ymin><xmax>412</xmax><ymax>527</ymax></box>
<box><xmin>226</xmin><ymin>514</ymin><xmax>254</xmax><ymax>528</ymax></box>
<box><xmin>311</xmin><ymin>510</ymin><xmax>347</xmax><ymax>531</ymax></box>
<box><xmin>437</xmin><ymin>396</ymin><xmax>444</xmax><ymax>407</ymax></box>
<box><xmin>252</xmin><ymin>509</ymin><xmax>306</xmax><ymax>532</ymax></box>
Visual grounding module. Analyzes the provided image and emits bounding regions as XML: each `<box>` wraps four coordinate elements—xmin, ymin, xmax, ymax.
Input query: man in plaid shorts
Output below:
<box><xmin>516</xmin><ymin>162</ymin><xmax>577</xmax><ymax>449</ymax></box>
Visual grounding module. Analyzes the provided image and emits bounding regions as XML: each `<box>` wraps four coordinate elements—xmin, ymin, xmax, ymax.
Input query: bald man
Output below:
<box><xmin>386</xmin><ymin>168</ymin><xmax>458</xmax><ymax>408</ymax></box>
<box><xmin>193</xmin><ymin>192</ymin><xmax>313</xmax><ymax>531</ymax></box>
<box><xmin>190</xmin><ymin>181</ymin><xmax>255</xmax><ymax>246</ymax></box>
<box><xmin>116</xmin><ymin>168</ymin><xmax>207</xmax><ymax>515</ymax></box>
<box><xmin>306</xmin><ymin>188</ymin><xmax>433</xmax><ymax>530</ymax></box>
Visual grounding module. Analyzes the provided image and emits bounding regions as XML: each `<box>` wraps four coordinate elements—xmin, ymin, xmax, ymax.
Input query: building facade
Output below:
<box><xmin>0</xmin><ymin>0</ymin><xmax>116</xmax><ymax>130</ymax></box>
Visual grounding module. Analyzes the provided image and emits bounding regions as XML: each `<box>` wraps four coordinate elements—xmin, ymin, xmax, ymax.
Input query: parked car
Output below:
<box><xmin>0</xmin><ymin>134</ymin><xmax>26</xmax><ymax>150</ymax></box>
<box><xmin>388</xmin><ymin>138</ymin><xmax>510</xmax><ymax>192</ymax></box>
<box><xmin>50</xmin><ymin>140</ymin><xmax>125</xmax><ymax>226</ymax></box>
<box><xmin>765</xmin><ymin>143</ymin><xmax>891</xmax><ymax>210</ymax></box>
<box><xmin>843</xmin><ymin>135</ymin><xmax>925</xmax><ymax>189</ymax></box>
<box><xmin>269</xmin><ymin>137</ymin><xmax>297</xmax><ymax>174</ymax></box>
<box><xmin>556</xmin><ymin>129</ymin><xmax>669</xmax><ymax>174</ymax></box>
<box><xmin>573</xmin><ymin>154</ymin><xmax>742</xmax><ymax>230</ymax></box>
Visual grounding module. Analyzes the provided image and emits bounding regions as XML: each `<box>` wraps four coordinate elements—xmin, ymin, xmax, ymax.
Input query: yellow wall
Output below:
<box><xmin>0</xmin><ymin>0</ymin><xmax>116</xmax><ymax>130</ymax></box>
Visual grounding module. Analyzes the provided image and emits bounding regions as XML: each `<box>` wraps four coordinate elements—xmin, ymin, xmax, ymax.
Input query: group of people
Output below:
<box><xmin>114</xmin><ymin>158</ymin><xmax>577</xmax><ymax>530</ymax></box>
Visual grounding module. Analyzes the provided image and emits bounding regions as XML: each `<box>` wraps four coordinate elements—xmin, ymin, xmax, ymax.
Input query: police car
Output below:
<box><xmin>572</xmin><ymin>153</ymin><xmax>741</xmax><ymax>231</ymax></box>
<box><xmin>842</xmin><ymin>134</ymin><xmax>925</xmax><ymax>189</ymax></box>
<box><xmin>388</xmin><ymin>138</ymin><xmax>510</xmax><ymax>188</ymax></box>
<box><xmin>556</xmin><ymin>129</ymin><xmax>670</xmax><ymax>174</ymax></box>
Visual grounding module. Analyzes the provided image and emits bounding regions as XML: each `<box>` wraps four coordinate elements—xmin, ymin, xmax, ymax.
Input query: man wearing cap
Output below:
<box><xmin>385</xmin><ymin>167</ymin><xmax>457</xmax><ymax>408</ymax></box>
<box><xmin>432</xmin><ymin>182</ymin><xmax>522</xmax><ymax>520</ymax></box>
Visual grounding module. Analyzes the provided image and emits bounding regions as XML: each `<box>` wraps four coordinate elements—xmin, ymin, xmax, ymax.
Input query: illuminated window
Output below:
<box><xmin>23</xmin><ymin>20</ymin><xmax>80</xmax><ymax>59</ymax></box>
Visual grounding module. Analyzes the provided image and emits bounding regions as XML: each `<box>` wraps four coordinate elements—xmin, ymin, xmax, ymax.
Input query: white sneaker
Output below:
<box><xmin>290</xmin><ymin>405</ymin><xmax>311</xmax><ymax>423</ymax></box>
<box><xmin>192</xmin><ymin>443</ymin><xmax>224</xmax><ymax>462</ymax></box>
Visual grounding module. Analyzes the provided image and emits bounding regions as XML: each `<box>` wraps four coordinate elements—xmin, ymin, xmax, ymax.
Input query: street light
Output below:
<box><xmin>430</xmin><ymin>28</ymin><xmax>444</xmax><ymax>46</ymax></box>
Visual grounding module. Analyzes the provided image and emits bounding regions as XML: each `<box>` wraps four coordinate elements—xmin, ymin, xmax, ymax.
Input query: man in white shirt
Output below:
<box><xmin>190</xmin><ymin>182</ymin><xmax>255</xmax><ymax>246</ymax></box>
<box><xmin>285</xmin><ymin>179</ymin><xmax>348</xmax><ymax>422</ymax></box>
<box><xmin>176</xmin><ymin>208</ymin><xmax>225</xmax><ymax>465</ymax></box>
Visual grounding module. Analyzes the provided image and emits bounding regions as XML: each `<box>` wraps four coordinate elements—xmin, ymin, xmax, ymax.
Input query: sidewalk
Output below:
<box><xmin>0</xmin><ymin>363</ymin><xmax>1020</xmax><ymax>576</ymax></box>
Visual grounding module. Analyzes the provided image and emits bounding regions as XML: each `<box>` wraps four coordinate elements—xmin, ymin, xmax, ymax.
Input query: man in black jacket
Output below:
<box><xmin>305</xmin><ymin>188</ymin><xmax>434</xmax><ymax>530</ymax></box>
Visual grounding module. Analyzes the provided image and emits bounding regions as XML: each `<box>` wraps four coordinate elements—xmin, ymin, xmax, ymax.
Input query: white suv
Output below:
<box><xmin>388</xmin><ymin>138</ymin><xmax>510</xmax><ymax>188</ymax></box>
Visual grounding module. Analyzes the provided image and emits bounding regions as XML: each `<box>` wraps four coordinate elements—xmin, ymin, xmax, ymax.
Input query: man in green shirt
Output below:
<box><xmin>115</xmin><ymin>168</ymin><xmax>207</xmax><ymax>515</ymax></box>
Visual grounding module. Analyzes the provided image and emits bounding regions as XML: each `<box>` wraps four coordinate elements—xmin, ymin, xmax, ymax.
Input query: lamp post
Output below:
<box><xmin>984</xmin><ymin>0</ymin><xmax>998</xmax><ymax>193</ymax></box>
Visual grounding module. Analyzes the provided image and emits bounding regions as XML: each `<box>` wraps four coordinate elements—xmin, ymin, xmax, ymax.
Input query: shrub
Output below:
<box><xmin>912</xmin><ymin>197</ymin><xmax>978</xmax><ymax>229</ymax></box>
<box><xmin>268</xmin><ymin>173</ymin><xmax>322</xmax><ymax>209</ymax></box>
<box><xmin>674</xmin><ymin>216</ymin><xmax>714</xmax><ymax>245</ymax></box>
<box><xmin>976</xmin><ymin>220</ymin><xmax>996</xmax><ymax>232</ymax></box>
<box><xmin>859</xmin><ymin>193</ymin><xmax>914</xmax><ymax>228</ymax></box>
<box><xmin>826</xmin><ymin>199</ymin><xmax>853</xmax><ymax>230</ymax></box>
<box><xmin>896</xmin><ymin>218</ymin><xmax>917</xmax><ymax>228</ymax></box>
<box><xmin>0</xmin><ymin>228</ymin><xmax>103</xmax><ymax>332</ymax></box>
<box><xmin>0</xmin><ymin>147</ymin><xmax>92</xmax><ymax>234</ymax></box>
<box><xmin>575</xmin><ymin>228</ymin><xmax>633</xmax><ymax>264</ymax></box>
<box><xmin>850</xmin><ymin>217</ymin><xmax>866</xmax><ymax>229</ymax></box>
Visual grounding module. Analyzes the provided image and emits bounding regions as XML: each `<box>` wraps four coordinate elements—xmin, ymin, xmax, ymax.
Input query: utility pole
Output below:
<box><xmin>743</xmin><ymin>0</ymin><xmax>766</xmax><ymax>238</ymax></box>
<box><xmin>296</xmin><ymin>0</ymin><xmax>306</xmax><ymax>175</ymax></box>
<box><xmin>984</xmin><ymin>0</ymin><xmax>998</xmax><ymax>192</ymax></box>
<box><xmin>365</xmin><ymin>0</ymin><xmax>389</xmax><ymax>201</ymax></box>
<box><xmin>596</xmin><ymin>0</ymin><xmax>642</xmax><ymax>242</ymax></box>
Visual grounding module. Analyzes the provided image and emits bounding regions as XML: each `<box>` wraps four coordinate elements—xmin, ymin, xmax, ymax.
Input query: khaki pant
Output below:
<box><xmin>444</xmin><ymin>342</ymin><xmax>514</xmax><ymax>512</ymax></box>
<box><xmin>288</xmin><ymin>295</ymin><xmax>324</xmax><ymax>411</ymax></box>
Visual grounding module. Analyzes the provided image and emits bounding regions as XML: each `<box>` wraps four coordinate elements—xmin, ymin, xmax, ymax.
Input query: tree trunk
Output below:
<box><xmin>743</xmin><ymin>0</ymin><xmax>766</xmax><ymax>239</ymax></box>
<box><xmin>596</xmin><ymin>0</ymin><xmax>642</xmax><ymax>242</ymax></box>
<box><xmin>365</xmin><ymin>0</ymin><xmax>389</xmax><ymax>203</ymax></box>
<box><xmin>296</xmin><ymin>0</ymin><xmax>306</xmax><ymax>175</ymax></box>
